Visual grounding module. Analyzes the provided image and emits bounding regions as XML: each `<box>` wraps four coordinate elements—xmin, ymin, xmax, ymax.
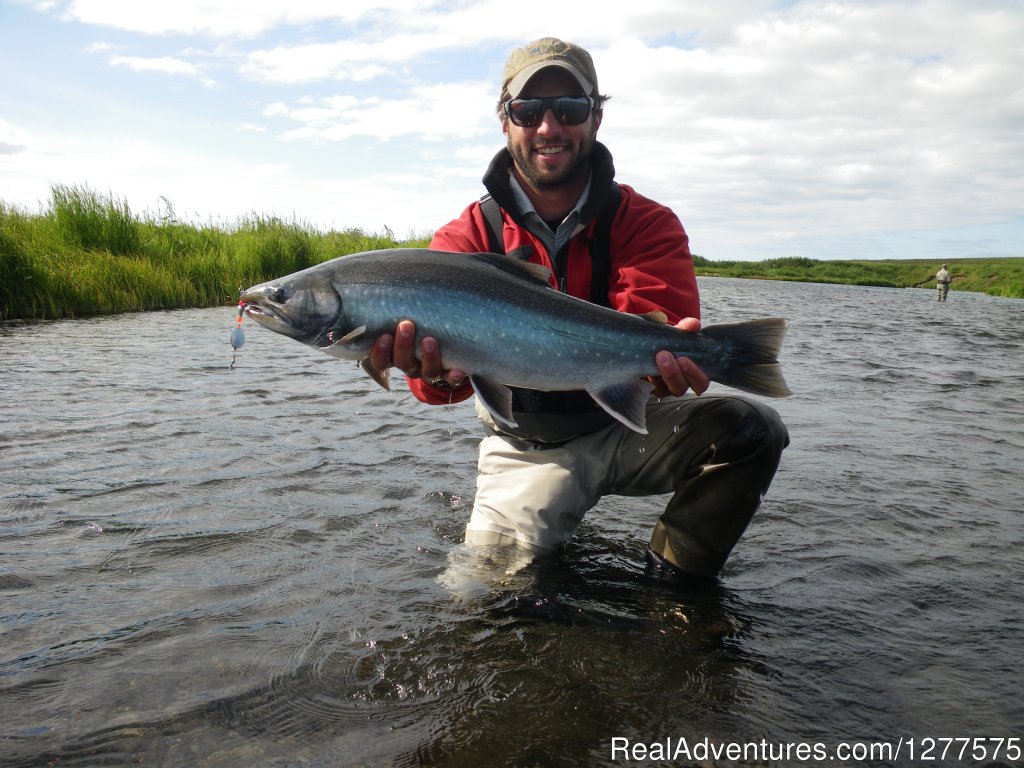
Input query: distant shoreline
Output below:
<box><xmin>692</xmin><ymin>255</ymin><xmax>1023</xmax><ymax>300</ymax></box>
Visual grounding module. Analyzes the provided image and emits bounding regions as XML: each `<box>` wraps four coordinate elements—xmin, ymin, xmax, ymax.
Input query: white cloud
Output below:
<box><xmin>265</xmin><ymin>81</ymin><xmax>496</xmax><ymax>142</ymax></box>
<box><xmin>0</xmin><ymin>118</ymin><xmax>35</xmax><ymax>155</ymax></box>
<box><xmin>81</xmin><ymin>40</ymin><xmax>113</xmax><ymax>53</ymax></box>
<box><xmin>108</xmin><ymin>54</ymin><xmax>216</xmax><ymax>86</ymax></box>
<box><xmin>592</xmin><ymin>1</ymin><xmax>1024</xmax><ymax>249</ymax></box>
<box><xmin>240</xmin><ymin>33</ymin><xmax>451</xmax><ymax>84</ymax></box>
<box><xmin>55</xmin><ymin>0</ymin><xmax>432</xmax><ymax>38</ymax></box>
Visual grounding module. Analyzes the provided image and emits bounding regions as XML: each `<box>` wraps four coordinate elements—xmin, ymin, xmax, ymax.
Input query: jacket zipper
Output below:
<box><xmin>553</xmin><ymin>243</ymin><xmax>569</xmax><ymax>294</ymax></box>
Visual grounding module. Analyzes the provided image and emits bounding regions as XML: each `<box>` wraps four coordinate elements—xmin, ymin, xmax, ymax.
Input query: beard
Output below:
<box><xmin>508</xmin><ymin>130</ymin><xmax>596</xmax><ymax>191</ymax></box>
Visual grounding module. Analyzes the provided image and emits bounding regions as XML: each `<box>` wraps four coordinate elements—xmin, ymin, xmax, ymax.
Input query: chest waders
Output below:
<box><xmin>471</xmin><ymin>188</ymin><xmax>789</xmax><ymax>580</ymax></box>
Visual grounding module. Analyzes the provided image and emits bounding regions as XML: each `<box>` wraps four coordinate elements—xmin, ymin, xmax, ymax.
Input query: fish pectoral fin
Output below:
<box><xmin>337</xmin><ymin>325</ymin><xmax>367</xmax><ymax>344</ymax></box>
<box><xmin>470</xmin><ymin>375</ymin><xmax>518</xmax><ymax>429</ymax></box>
<box><xmin>359</xmin><ymin>358</ymin><xmax>391</xmax><ymax>392</ymax></box>
<box><xmin>588</xmin><ymin>379</ymin><xmax>654</xmax><ymax>434</ymax></box>
<box><xmin>322</xmin><ymin>326</ymin><xmax>369</xmax><ymax>359</ymax></box>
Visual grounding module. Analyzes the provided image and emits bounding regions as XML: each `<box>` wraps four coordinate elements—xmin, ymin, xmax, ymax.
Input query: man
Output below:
<box><xmin>368</xmin><ymin>38</ymin><xmax>788</xmax><ymax>580</ymax></box>
<box><xmin>936</xmin><ymin>264</ymin><xmax>951</xmax><ymax>301</ymax></box>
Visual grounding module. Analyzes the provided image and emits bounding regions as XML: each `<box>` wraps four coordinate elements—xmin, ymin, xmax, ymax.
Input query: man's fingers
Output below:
<box><xmin>420</xmin><ymin>337</ymin><xmax>442</xmax><ymax>380</ymax></box>
<box><xmin>677</xmin><ymin>316</ymin><xmax>701</xmax><ymax>333</ymax></box>
<box><xmin>654</xmin><ymin>352</ymin><xmax>710</xmax><ymax>397</ymax></box>
<box><xmin>393</xmin><ymin>320</ymin><xmax>420</xmax><ymax>374</ymax></box>
<box><xmin>680</xmin><ymin>357</ymin><xmax>710</xmax><ymax>395</ymax></box>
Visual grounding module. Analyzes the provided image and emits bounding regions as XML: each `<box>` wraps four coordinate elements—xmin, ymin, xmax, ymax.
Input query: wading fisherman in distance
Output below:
<box><xmin>367</xmin><ymin>37</ymin><xmax>789</xmax><ymax>580</ymax></box>
<box><xmin>935</xmin><ymin>263</ymin><xmax>951</xmax><ymax>301</ymax></box>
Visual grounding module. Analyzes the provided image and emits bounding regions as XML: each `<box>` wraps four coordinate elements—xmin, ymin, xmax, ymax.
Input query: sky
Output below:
<box><xmin>1</xmin><ymin>0</ymin><xmax>1022</xmax><ymax>262</ymax></box>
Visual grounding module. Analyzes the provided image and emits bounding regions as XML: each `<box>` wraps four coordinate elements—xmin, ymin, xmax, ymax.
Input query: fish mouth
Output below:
<box><xmin>240</xmin><ymin>287</ymin><xmax>304</xmax><ymax>338</ymax></box>
<box><xmin>242</xmin><ymin>300</ymin><xmax>282</xmax><ymax>324</ymax></box>
<box><xmin>242</xmin><ymin>299</ymin><xmax>291</xmax><ymax>329</ymax></box>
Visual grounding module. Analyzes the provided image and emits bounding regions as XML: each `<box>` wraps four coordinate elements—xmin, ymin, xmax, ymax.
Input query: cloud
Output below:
<box><xmin>0</xmin><ymin>118</ymin><xmax>34</xmax><ymax>155</ymax></box>
<box><xmin>55</xmin><ymin>0</ymin><xmax>431</xmax><ymax>38</ymax></box>
<box><xmin>264</xmin><ymin>81</ymin><xmax>496</xmax><ymax>142</ymax></box>
<box><xmin>240</xmin><ymin>34</ymin><xmax>447</xmax><ymax>85</ymax></box>
<box><xmin>592</xmin><ymin>1</ymin><xmax>1024</xmax><ymax>248</ymax></box>
<box><xmin>81</xmin><ymin>40</ymin><xmax>114</xmax><ymax>53</ymax></box>
<box><xmin>108</xmin><ymin>54</ymin><xmax>214</xmax><ymax>85</ymax></box>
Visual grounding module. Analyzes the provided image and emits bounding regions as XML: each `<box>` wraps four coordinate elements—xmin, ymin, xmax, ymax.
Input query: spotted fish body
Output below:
<box><xmin>241</xmin><ymin>248</ymin><xmax>790</xmax><ymax>433</ymax></box>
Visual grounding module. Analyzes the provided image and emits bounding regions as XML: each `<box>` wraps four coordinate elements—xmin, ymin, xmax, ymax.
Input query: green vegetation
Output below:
<box><xmin>692</xmin><ymin>255</ymin><xmax>1024</xmax><ymax>299</ymax></box>
<box><xmin>1</xmin><ymin>185</ymin><xmax>430</xmax><ymax>320</ymax></box>
<box><xmin>1</xmin><ymin>185</ymin><xmax>1020</xmax><ymax>321</ymax></box>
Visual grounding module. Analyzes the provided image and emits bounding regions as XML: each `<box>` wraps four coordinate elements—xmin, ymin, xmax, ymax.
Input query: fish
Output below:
<box><xmin>240</xmin><ymin>248</ymin><xmax>790</xmax><ymax>434</ymax></box>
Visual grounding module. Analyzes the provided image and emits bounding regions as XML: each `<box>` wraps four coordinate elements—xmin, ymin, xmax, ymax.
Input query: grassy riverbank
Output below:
<box><xmin>2</xmin><ymin>186</ymin><xmax>1021</xmax><ymax>320</ymax></box>
<box><xmin>1</xmin><ymin>185</ymin><xmax>431</xmax><ymax>320</ymax></box>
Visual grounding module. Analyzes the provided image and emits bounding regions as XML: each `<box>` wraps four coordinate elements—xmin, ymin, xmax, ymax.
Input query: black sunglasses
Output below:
<box><xmin>503</xmin><ymin>95</ymin><xmax>596</xmax><ymax>128</ymax></box>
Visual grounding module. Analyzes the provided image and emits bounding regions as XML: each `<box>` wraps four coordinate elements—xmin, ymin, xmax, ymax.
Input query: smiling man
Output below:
<box><xmin>367</xmin><ymin>37</ymin><xmax>789</xmax><ymax>581</ymax></box>
<box><xmin>501</xmin><ymin>50</ymin><xmax>598</xmax><ymax>195</ymax></box>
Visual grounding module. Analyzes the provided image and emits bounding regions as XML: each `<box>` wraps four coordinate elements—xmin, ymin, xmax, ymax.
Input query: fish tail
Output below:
<box><xmin>700</xmin><ymin>318</ymin><xmax>792</xmax><ymax>398</ymax></box>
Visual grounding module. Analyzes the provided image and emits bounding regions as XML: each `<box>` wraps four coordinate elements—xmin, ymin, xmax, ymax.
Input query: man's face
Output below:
<box><xmin>503</xmin><ymin>68</ymin><xmax>601</xmax><ymax>192</ymax></box>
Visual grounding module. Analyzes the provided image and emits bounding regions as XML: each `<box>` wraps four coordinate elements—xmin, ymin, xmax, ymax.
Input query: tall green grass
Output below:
<box><xmin>1</xmin><ymin>185</ymin><xmax>430</xmax><ymax>320</ymax></box>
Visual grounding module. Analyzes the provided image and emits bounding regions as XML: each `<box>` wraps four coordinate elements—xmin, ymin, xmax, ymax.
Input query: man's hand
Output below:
<box><xmin>367</xmin><ymin>319</ymin><xmax>466</xmax><ymax>387</ymax></box>
<box><xmin>649</xmin><ymin>317</ymin><xmax>709</xmax><ymax>398</ymax></box>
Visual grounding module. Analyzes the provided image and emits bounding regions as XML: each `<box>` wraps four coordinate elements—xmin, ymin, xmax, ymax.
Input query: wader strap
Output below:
<box><xmin>480</xmin><ymin>194</ymin><xmax>504</xmax><ymax>255</ymax></box>
<box><xmin>587</xmin><ymin>182</ymin><xmax>621</xmax><ymax>308</ymax></box>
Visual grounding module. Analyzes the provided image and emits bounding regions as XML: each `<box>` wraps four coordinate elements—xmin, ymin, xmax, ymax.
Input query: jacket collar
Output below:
<box><xmin>482</xmin><ymin>141</ymin><xmax>617</xmax><ymax>228</ymax></box>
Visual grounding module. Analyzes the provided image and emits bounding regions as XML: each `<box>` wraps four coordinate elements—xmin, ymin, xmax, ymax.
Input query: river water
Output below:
<box><xmin>2</xmin><ymin>278</ymin><xmax>1022</xmax><ymax>767</ymax></box>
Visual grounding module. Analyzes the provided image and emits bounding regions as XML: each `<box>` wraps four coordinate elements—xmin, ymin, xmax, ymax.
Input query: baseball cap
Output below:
<box><xmin>501</xmin><ymin>37</ymin><xmax>598</xmax><ymax>99</ymax></box>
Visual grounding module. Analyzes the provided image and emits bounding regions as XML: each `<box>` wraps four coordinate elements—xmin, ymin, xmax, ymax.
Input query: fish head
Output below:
<box><xmin>241</xmin><ymin>269</ymin><xmax>342</xmax><ymax>348</ymax></box>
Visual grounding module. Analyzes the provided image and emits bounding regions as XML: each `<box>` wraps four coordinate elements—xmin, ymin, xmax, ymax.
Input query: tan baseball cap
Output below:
<box><xmin>501</xmin><ymin>37</ymin><xmax>598</xmax><ymax>99</ymax></box>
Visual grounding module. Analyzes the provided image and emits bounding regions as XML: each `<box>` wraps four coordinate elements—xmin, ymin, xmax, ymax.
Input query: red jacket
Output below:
<box><xmin>409</xmin><ymin>142</ymin><xmax>700</xmax><ymax>406</ymax></box>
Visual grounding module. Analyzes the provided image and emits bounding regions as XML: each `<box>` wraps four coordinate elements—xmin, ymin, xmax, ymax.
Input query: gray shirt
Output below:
<box><xmin>508</xmin><ymin>173</ymin><xmax>592</xmax><ymax>256</ymax></box>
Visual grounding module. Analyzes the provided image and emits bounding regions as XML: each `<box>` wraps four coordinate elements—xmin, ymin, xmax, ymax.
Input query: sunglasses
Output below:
<box><xmin>503</xmin><ymin>95</ymin><xmax>596</xmax><ymax>128</ymax></box>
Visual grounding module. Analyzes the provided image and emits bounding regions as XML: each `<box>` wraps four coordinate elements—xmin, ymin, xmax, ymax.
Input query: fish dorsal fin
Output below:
<box><xmin>469</xmin><ymin>374</ymin><xmax>519</xmax><ymax>429</ymax></box>
<box><xmin>469</xmin><ymin>252</ymin><xmax>553</xmax><ymax>286</ymax></box>
<box><xmin>640</xmin><ymin>310</ymin><xmax>668</xmax><ymax>325</ymax></box>
<box><xmin>587</xmin><ymin>379</ymin><xmax>653</xmax><ymax>434</ymax></box>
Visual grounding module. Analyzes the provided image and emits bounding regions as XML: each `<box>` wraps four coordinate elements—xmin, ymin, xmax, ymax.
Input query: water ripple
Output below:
<box><xmin>2</xmin><ymin>289</ymin><xmax>1023</xmax><ymax>765</ymax></box>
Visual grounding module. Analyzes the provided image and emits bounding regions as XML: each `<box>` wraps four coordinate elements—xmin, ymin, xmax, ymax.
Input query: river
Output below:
<box><xmin>2</xmin><ymin>278</ymin><xmax>1022</xmax><ymax>767</ymax></box>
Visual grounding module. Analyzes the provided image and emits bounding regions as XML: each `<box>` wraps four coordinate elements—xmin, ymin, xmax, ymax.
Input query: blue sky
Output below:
<box><xmin>1</xmin><ymin>0</ymin><xmax>1022</xmax><ymax>261</ymax></box>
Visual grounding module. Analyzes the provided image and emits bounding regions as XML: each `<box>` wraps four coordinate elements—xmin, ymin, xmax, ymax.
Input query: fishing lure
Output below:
<box><xmin>229</xmin><ymin>300</ymin><xmax>246</xmax><ymax>369</ymax></box>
